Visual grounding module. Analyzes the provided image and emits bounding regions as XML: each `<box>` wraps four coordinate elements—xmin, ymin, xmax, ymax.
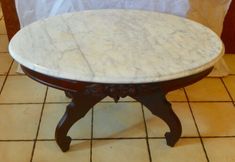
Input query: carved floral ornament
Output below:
<box><xmin>84</xmin><ymin>83</ymin><xmax>161</xmax><ymax>102</ymax></box>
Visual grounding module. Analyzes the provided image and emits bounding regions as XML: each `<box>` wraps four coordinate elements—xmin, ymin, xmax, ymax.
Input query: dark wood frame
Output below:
<box><xmin>0</xmin><ymin>0</ymin><xmax>20</xmax><ymax>39</ymax></box>
<box><xmin>1</xmin><ymin>0</ymin><xmax>235</xmax><ymax>53</ymax></box>
<box><xmin>21</xmin><ymin>65</ymin><xmax>212</xmax><ymax>152</ymax></box>
<box><xmin>221</xmin><ymin>0</ymin><xmax>235</xmax><ymax>53</ymax></box>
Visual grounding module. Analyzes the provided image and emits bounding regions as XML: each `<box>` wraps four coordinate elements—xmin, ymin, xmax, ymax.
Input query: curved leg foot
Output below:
<box><xmin>56</xmin><ymin>92</ymin><xmax>105</xmax><ymax>152</ymax></box>
<box><xmin>132</xmin><ymin>91</ymin><xmax>182</xmax><ymax>147</ymax></box>
<box><xmin>57</xmin><ymin>136</ymin><xmax>72</xmax><ymax>152</ymax></box>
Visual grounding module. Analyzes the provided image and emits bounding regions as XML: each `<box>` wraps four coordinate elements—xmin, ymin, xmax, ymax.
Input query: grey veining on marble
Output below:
<box><xmin>9</xmin><ymin>9</ymin><xmax>224</xmax><ymax>83</ymax></box>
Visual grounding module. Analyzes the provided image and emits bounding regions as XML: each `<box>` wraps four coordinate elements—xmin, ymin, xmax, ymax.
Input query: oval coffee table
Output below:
<box><xmin>9</xmin><ymin>9</ymin><xmax>224</xmax><ymax>152</ymax></box>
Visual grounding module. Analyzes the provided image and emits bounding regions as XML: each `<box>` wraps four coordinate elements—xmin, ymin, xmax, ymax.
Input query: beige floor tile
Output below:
<box><xmin>0</xmin><ymin>76</ymin><xmax>47</xmax><ymax>103</ymax></box>
<box><xmin>149</xmin><ymin>138</ymin><xmax>207</xmax><ymax>162</ymax></box>
<box><xmin>93</xmin><ymin>102</ymin><xmax>146</xmax><ymax>138</ymax></box>
<box><xmin>0</xmin><ymin>104</ymin><xmax>42</xmax><ymax>139</ymax></box>
<box><xmin>191</xmin><ymin>102</ymin><xmax>235</xmax><ymax>136</ymax></box>
<box><xmin>46</xmin><ymin>88</ymin><xmax>70</xmax><ymax>103</ymax></box>
<box><xmin>38</xmin><ymin>104</ymin><xmax>91</xmax><ymax>139</ymax></box>
<box><xmin>32</xmin><ymin>140</ymin><xmax>90</xmax><ymax>162</ymax></box>
<box><xmin>0</xmin><ymin>19</ymin><xmax>7</xmax><ymax>34</ymax></box>
<box><xmin>203</xmin><ymin>138</ymin><xmax>235</xmax><ymax>162</ymax></box>
<box><xmin>224</xmin><ymin>54</ymin><xmax>235</xmax><ymax>74</ymax></box>
<box><xmin>0</xmin><ymin>53</ymin><xmax>12</xmax><ymax>75</ymax></box>
<box><xmin>166</xmin><ymin>89</ymin><xmax>187</xmax><ymax>101</ymax></box>
<box><xmin>144</xmin><ymin>102</ymin><xmax>198</xmax><ymax>137</ymax></box>
<box><xmin>9</xmin><ymin>61</ymin><xmax>25</xmax><ymax>75</ymax></box>
<box><xmin>0</xmin><ymin>141</ymin><xmax>33</xmax><ymax>162</ymax></box>
<box><xmin>223</xmin><ymin>76</ymin><xmax>235</xmax><ymax>101</ymax></box>
<box><xmin>0</xmin><ymin>35</ymin><xmax>9</xmax><ymax>52</ymax></box>
<box><xmin>92</xmin><ymin>139</ymin><xmax>149</xmax><ymax>162</ymax></box>
<box><xmin>185</xmin><ymin>78</ymin><xmax>231</xmax><ymax>101</ymax></box>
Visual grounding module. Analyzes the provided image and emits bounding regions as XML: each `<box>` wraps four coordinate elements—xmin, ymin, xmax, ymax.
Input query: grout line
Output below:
<box><xmin>7</xmin><ymin>74</ymin><xmax>26</xmax><ymax>76</ymax></box>
<box><xmin>0</xmin><ymin>140</ymin><xmax>35</xmax><ymax>142</ymax></box>
<box><xmin>0</xmin><ymin>101</ymin><xmax>234</xmax><ymax>106</ymax></box>
<box><xmin>149</xmin><ymin>137</ymin><xmax>191</xmax><ymax>139</ymax></box>
<box><xmin>0</xmin><ymin>60</ymin><xmax>14</xmax><ymax>95</ymax></box>
<box><xmin>141</xmin><ymin>104</ymin><xmax>152</xmax><ymax>162</ymax></box>
<box><xmin>43</xmin><ymin>102</ymin><xmax>70</xmax><ymax>104</ymax></box>
<box><xmin>206</xmin><ymin>73</ymin><xmax>235</xmax><ymax>77</ymax></box>
<box><xmin>220</xmin><ymin>78</ymin><xmax>235</xmax><ymax>106</ymax></box>
<box><xmin>90</xmin><ymin>108</ymin><xmax>94</xmax><ymax>162</ymax></box>
<box><xmin>100</xmin><ymin>100</ymin><xmax>190</xmax><ymax>103</ymax></box>
<box><xmin>91</xmin><ymin>137</ymin><xmax>147</xmax><ymax>140</ymax></box>
<box><xmin>188</xmin><ymin>100</ymin><xmax>232</xmax><ymax>103</ymax></box>
<box><xmin>200</xmin><ymin>136</ymin><xmax>235</xmax><ymax>138</ymax></box>
<box><xmin>40</xmin><ymin>139</ymin><xmax>90</xmax><ymax>141</ymax></box>
<box><xmin>0</xmin><ymin>51</ymin><xmax>8</xmax><ymax>54</ymax></box>
<box><xmin>0</xmin><ymin>139</ymin><xmax>91</xmax><ymax>142</ymax></box>
<box><xmin>0</xmin><ymin>102</ymin><xmax>45</xmax><ymax>105</ymax></box>
<box><xmin>46</xmin><ymin>100</ymin><xmax>233</xmax><ymax>104</ymax></box>
<box><xmin>45</xmin><ymin>100</ymin><xmax>187</xmax><ymax>104</ymax></box>
<box><xmin>184</xmin><ymin>89</ymin><xmax>210</xmax><ymax>162</ymax></box>
<box><xmin>6</xmin><ymin>74</ymin><xmax>27</xmax><ymax>77</ymax></box>
<box><xmin>2</xmin><ymin>135</ymin><xmax>235</xmax><ymax>142</ymax></box>
<box><xmin>30</xmin><ymin>87</ymin><xmax>48</xmax><ymax>162</ymax></box>
<box><xmin>148</xmin><ymin>136</ymin><xmax>235</xmax><ymax>139</ymax></box>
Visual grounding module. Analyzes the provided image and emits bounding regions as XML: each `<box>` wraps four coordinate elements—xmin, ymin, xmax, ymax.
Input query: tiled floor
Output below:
<box><xmin>1</xmin><ymin>10</ymin><xmax>235</xmax><ymax>162</ymax></box>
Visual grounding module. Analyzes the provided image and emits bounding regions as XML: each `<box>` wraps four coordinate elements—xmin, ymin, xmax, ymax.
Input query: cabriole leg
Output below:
<box><xmin>55</xmin><ymin>92</ymin><xmax>105</xmax><ymax>152</ymax></box>
<box><xmin>132</xmin><ymin>91</ymin><xmax>182</xmax><ymax>146</ymax></box>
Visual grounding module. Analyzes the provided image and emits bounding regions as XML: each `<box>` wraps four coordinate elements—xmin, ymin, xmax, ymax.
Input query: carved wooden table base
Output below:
<box><xmin>56</xmin><ymin>84</ymin><xmax>182</xmax><ymax>152</ymax></box>
<box><xmin>21</xmin><ymin>65</ymin><xmax>213</xmax><ymax>152</ymax></box>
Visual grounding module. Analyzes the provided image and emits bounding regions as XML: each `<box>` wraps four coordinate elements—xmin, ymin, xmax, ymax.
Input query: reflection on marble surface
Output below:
<box><xmin>9</xmin><ymin>10</ymin><xmax>223</xmax><ymax>83</ymax></box>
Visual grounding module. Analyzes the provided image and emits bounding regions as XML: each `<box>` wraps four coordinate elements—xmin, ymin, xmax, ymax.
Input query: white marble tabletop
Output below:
<box><xmin>9</xmin><ymin>9</ymin><xmax>224</xmax><ymax>83</ymax></box>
